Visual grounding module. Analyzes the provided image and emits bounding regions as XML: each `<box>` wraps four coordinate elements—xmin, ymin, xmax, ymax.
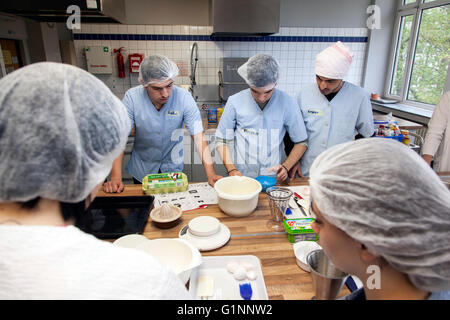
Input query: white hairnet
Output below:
<box><xmin>315</xmin><ymin>41</ymin><xmax>353</xmax><ymax>79</ymax></box>
<box><xmin>237</xmin><ymin>54</ymin><xmax>279</xmax><ymax>89</ymax></box>
<box><xmin>138</xmin><ymin>54</ymin><xmax>179</xmax><ymax>87</ymax></box>
<box><xmin>309</xmin><ymin>138</ymin><xmax>450</xmax><ymax>292</ymax></box>
<box><xmin>0</xmin><ymin>62</ymin><xmax>131</xmax><ymax>203</ymax></box>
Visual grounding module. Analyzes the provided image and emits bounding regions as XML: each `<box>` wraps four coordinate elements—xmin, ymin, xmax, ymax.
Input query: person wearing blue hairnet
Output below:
<box><xmin>309</xmin><ymin>138</ymin><xmax>450</xmax><ymax>300</ymax></box>
<box><xmin>0</xmin><ymin>62</ymin><xmax>192</xmax><ymax>299</ymax></box>
<box><xmin>215</xmin><ymin>54</ymin><xmax>308</xmax><ymax>181</ymax></box>
<box><xmin>103</xmin><ymin>54</ymin><xmax>222</xmax><ymax>193</ymax></box>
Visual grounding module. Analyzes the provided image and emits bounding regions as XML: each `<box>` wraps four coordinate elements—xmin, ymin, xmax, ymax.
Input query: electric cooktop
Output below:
<box><xmin>76</xmin><ymin>196</ymin><xmax>154</xmax><ymax>239</ymax></box>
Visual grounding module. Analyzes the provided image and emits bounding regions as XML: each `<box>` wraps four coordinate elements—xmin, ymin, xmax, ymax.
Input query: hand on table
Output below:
<box><xmin>103</xmin><ymin>178</ymin><xmax>124</xmax><ymax>193</ymax></box>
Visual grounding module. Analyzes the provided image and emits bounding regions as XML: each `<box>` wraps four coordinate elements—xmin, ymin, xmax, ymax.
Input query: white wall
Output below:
<box><xmin>363</xmin><ymin>0</ymin><xmax>398</xmax><ymax>95</ymax></box>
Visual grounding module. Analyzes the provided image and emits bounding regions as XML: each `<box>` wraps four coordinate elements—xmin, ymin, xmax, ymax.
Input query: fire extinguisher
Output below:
<box><xmin>113</xmin><ymin>47</ymin><xmax>125</xmax><ymax>78</ymax></box>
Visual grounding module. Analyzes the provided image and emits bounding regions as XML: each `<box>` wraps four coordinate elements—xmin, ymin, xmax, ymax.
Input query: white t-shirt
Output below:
<box><xmin>0</xmin><ymin>225</ymin><xmax>192</xmax><ymax>300</ymax></box>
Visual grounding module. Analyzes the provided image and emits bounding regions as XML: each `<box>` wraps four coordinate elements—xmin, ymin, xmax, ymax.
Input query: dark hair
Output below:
<box><xmin>20</xmin><ymin>197</ymin><xmax>86</xmax><ymax>223</ymax></box>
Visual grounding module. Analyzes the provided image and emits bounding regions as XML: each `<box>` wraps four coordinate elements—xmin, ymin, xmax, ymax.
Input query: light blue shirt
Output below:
<box><xmin>299</xmin><ymin>82</ymin><xmax>374</xmax><ymax>176</ymax></box>
<box><xmin>216</xmin><ymin>88</ymin><xmax>308</xmax><ymax>178</ymax></box>
<box><xmin>123</xmin><ymin>85</ymin><xmax>203</xmax><ymax>182</ymax></box>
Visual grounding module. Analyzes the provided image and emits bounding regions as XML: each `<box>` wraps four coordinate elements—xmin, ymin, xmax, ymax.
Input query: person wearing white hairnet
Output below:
<box><xmin>284</xmin><ymin>41</ymin><xmax>374</xmax><ymax>178</ymax></box>
<box><xmin>0</xmin><ymin>62</ymin><xmax>192</xmax><ymax>299</ymax></box>
<box><xmin>422</xmin><ymin>91</ymin><xmax>450</xmax><ymax>172</ymax></box>
<box><xmin>215</xmin><ymin>54</ymin><xmax>308</xmax><ymax>181</ymax></box>
<box><xmin>309</xmin><ymin>138</ymin><xmax>450</xmax><ymax>300</ymax></box>
<box><xmin>103</xmin><ymin>54</ymin><xmax>221</xmax><ymax>193</ymax></box>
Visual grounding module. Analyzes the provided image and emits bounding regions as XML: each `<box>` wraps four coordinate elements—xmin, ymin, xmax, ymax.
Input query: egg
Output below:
<box><xmin>246</xmin><ymin>270</ymin><xmax>257</xmax><ymax>281</ymax></box>
<box><xmin>233</xmin><ymin>266</ymin><xmax>247</xmax><ymax>281</ymax></box>
<box><xmin>226</xmin><ymin>261</ymin><xmax>240</xmax><ymax>274</ymax></box>
<box><xmin>241</xmin><ymin>261</ymin><xmax>254</xmax><ymax>272</ymax></box>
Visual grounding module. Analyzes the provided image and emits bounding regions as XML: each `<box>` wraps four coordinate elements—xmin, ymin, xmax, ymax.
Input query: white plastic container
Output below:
<box><xmin>135</xmin><ymin>238</ymin><xmax>202</xmax><ymax>284</ymax></box>
<box><xmin>214</xmin><ymin>176</ymin><xmax>262</xmax><ymax>217</ymax></box>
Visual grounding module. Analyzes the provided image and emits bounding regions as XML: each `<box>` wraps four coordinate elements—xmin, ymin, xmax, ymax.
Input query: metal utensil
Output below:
<box><xmin>293</xmin><ymin>196</ymin><xmax>308</xmax><ymax>217</ymax></box>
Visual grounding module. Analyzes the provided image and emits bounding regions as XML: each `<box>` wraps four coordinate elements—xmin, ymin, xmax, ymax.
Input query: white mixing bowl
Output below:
<box><xmin>135</xmin><ymin>238</ymin><xmax>202</xmax><ymax>284</ymax></box>
<box><xmin>214</xmin><ymin>176</ymin><xmax>262</xmax><ymax>217</ymax></box>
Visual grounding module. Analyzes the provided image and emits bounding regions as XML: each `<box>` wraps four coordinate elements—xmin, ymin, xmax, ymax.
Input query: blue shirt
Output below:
<box><xmin>299</xmin><ymin>82</ymin><xmax>374</xmax><ymax>176</ymax></box>
<box><xmin>216</xmin><ymin>88</ymin><xmax>308</xmax><ymax>178</ymax></box>
<box><xmin>123</xmin><ymin>85</ymin><xmax>203</xmax><ymax>182</ymax></box>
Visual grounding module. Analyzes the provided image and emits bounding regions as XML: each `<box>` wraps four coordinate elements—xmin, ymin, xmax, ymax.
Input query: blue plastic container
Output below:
<box><xmin>255</xmin><ymin>176</ymin><xmax>277</xmax><ymax>192</ymax></box>
<box><xmin>375</xmin><ymin>134</ymin><xmax>404</xmax><ymax>142</ymax></box>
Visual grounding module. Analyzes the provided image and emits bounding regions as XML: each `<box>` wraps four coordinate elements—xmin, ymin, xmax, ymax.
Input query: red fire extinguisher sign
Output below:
<box><xmin>129</xmin><ymin>54</ymin><xmax>144</xmax><ymax>73</ymax></box>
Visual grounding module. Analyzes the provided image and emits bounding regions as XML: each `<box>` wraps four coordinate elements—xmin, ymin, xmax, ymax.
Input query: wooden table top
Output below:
<box><xmin>98</xmin><ymin>178</ymin><xmax>350</xmax><ymax>300</ymax></box>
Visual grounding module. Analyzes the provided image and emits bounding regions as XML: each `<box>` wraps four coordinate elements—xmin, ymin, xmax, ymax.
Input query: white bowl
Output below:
<box><xmin>214</xmin><ymin>176</ymin><xmax>262</xmax><ymax>217</ymax></box>
<box><xmin>135</xmin><ymin>238</ymin><xmax>202</xmax><ymax>284</ymax></box>
<box><xmin>188</xmin><ymin>216</ymin><xmax>221</xmax><ymax>237</ymax></box>
<box><xmin>293</xmin><ymin>241</ymin><xmax>322</xmax><ymax>272</ymax></box>
<box><xmin>113</xmin><ymin>234</ymin><xmax>148</xmax><ymax>249</ymax></box>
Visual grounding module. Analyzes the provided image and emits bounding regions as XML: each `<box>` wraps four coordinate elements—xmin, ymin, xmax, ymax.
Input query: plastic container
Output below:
<box><xmin>142</xmin><ymin>172</ymin><xmax>188</xmax><ymax>194</ymax></box>
<box><xmin>255</xmin><ymin>175</ymin><xmax>276</xmax><ymax>192</ymax></box>
<box><xmin>217</xmin><ymin>107</ymin><xmax>224</xmax><ymax>122</ymax></box>
<box><xmin>207</xmin><ymin>107</ymin><xmax>218</xmax><ymax>124</ymax></box>
<box><xmin>283</xmin><ymin>218</ymin><xmax>318</xmax><ymax>243</ymax></box>
<box><xmin>214</xmin><ymin>176</ymin><xmax>262</xmax><ymax>217</ymax></box>
<box><xmin>375</xmin><ymin>134</ymin><xmax>404</xmax><ymax>142</ymax></box>
<box><xmin>135</xmin><ymin>238</ymin><xmax>202</xmax><ymax>284</ymax></box>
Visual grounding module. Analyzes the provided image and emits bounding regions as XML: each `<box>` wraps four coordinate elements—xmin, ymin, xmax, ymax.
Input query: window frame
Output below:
<box><xmin>385</xmin><ymin>0</ymin><xmax>450</xmax><ymax>110</ymax></box>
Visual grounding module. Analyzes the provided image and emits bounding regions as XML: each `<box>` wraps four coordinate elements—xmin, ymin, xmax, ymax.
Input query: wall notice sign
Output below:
<box><xmin>85</xmin><ymin>46</ymin><xmax>112</xmax><ymax>74</ymax></box>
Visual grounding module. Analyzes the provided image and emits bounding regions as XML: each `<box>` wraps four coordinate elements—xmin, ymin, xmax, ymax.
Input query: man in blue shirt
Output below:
<box><xmin>284</xmin><ymin>41</ymin><xmax>374</xmax><ymax>178</ymax></box>
<box><xmin>104</xmin><ymin>55</ymin><xmax>221</xmax><ymax>192</ymax></box>
<box><xmin>215</xmin><ymin>54</ymin><xmax>308</xmax><ymax>181</ymax></box>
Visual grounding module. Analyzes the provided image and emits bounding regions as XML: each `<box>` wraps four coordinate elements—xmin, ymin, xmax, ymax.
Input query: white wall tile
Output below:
<box><xmin>137</xmin><ymin>25</ymin><xmax>146</xmax><ymax>34</ymax></box>
<box><xmin>127</xmin><ymin>25</ymin><xmax>137</xmax><ymax>34</ymax></box>
<box><xmin>74</xmin><ymin>25</ymin><xmax>368</xmax><ymax>99</ymax></box>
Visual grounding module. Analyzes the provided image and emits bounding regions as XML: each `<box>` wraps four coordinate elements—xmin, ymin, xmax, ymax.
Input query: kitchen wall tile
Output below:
<box><xmin>189</xmin><ymin>26</ymin><xmax>198</xmax><ymax>35</ymax></box>
<box><xmin>74</xmin><ymin>23</ymin><xmax>368</xmax><ymax>99</ymax></box>
<box><xmin>127</xmin><ymin>25</ymin><xmax>137</xmax><ymax>34</ymax></box>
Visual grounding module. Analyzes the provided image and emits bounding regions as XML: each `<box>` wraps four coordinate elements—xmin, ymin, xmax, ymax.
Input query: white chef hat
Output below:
<box><xmin>315</xmin><ymin>41</ymin><xmax>354</xmax><ymax>79</ymax></box>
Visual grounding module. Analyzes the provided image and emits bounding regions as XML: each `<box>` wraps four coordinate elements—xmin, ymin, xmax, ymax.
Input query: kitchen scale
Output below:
<box><xmin>76</xmin><ymin>196</ymin><xmax>154</xmax><ymax>239</ymax></box>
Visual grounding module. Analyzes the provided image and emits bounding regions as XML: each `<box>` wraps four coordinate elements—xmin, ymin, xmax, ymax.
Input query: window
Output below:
<box><xmin>387</xmin><ymin>0</ymin><xmax>450</xmax><ymax>108</ymax></box>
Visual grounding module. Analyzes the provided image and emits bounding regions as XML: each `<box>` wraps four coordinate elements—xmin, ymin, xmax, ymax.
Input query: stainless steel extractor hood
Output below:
<box><xmin>211</xmin><ymin>0</ymin><xmax>280</xmax><ymax>37</ymax></box>
<box><xmin>0</xmin><ymin>0</ymin><xmax>126</xmax><ymax>23</ymax></box>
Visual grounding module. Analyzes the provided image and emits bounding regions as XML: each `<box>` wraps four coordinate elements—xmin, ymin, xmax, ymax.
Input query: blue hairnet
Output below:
<box><xmin>0</xmin><ymin>62</ymin><xmax>131</xmax><ymax>203</ymax></box>
<box><xmin>309</xmin><ymin>138</ymin><xmax>450</xmax><ymax>292</ymax></box>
